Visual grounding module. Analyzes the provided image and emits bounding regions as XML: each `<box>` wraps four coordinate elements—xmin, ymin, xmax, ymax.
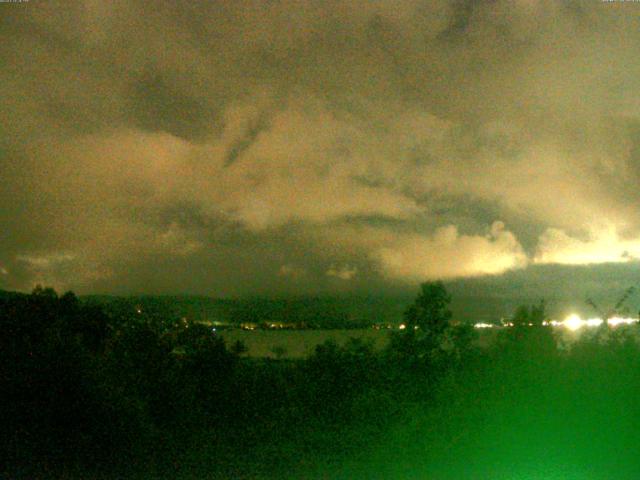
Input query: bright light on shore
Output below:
<box><xmin>564</xmin><ymin>314</ymin><xmax>583</xmax><ymax>331</ymax></box>
<box><xmin>607</xmin><ymin>316</ymin><xmax>637</xmax><ymax>327</ymax></box>
<box><xmin>474</xmin><ymin>315</ymin><xmax>638</xmax><ymax>330</ymax></box>
<box><xmin>585</xmin><ymin>318</ymin><xmax>604</xmax><ymax>328</ymax></box>
<box><xmin>561</xmin><ymin>314</ymin><xmax>636</xmax><ymax>330</ymax></box>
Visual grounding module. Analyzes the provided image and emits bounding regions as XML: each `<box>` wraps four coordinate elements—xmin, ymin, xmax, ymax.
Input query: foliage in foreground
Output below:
<box><xmin>2</xmin><ymin>283</ymin><xmax>640</xmax><ymax>479</ymax></box>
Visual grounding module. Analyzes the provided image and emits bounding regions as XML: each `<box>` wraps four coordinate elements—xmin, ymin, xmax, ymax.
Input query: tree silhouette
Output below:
<box><xmin>530</xmin><ymin>300</ymin><xmax>547</xmax><ymax>326</ymax></box>
<box><xmin>404</xmin><ymin>281</ymin><xmax>452</xmax><ymax>337</ymax></box>
<box><xmin>511</xmin><ymin>300</ymin><xmax>547</xmax><ymax>327</ymax></box>
<box><xmin>512</xmin><ymin>304</ymin><xmax>531</xmax><ymax>327</ymax></box>
<box><xmin>32</xmin><ymin>284</ymin><xmax>58</xmax><ymax>299</ymax></box>
<box><xmin>390</xmin><ymin>281</ymin><xmax>454</xmax><ymax>365</ymax></box>
<box><xmin>231</xmin><ymin>339</ymin><xmax>248</xmax><ymax>356</ymax></box>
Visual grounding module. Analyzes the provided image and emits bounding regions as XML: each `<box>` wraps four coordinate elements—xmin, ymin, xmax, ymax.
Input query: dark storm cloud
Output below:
<box><xmin>1</xmin><ymin>0</ymin><xmax>640</xmax><ymax>297</ymax></box>
<box><xmin>438</xmin><ymin>0</ymin><xmax>481</xmax><ymax>40</ymax></box>
<box><xmin>129</xmin><ymin>69</ymin><xmax>221</xmax><ymax>141</ymax></box>
<box><xmin>447</xmin><ymin>261</ymin><xmax>640</xmax><ymax>320</ymax></box>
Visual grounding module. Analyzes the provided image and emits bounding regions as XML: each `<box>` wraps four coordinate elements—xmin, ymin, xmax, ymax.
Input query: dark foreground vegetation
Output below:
<box><xmin>3</xmin><ymin>283</ymin><xmax>640</xmax><ymax>479</ymax></box>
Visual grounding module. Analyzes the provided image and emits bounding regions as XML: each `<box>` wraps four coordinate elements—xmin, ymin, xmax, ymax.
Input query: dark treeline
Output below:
<box><xmin>3</xmin><ymin>283</ymin><xmax>640</xmax><ymax>479</ymax></box>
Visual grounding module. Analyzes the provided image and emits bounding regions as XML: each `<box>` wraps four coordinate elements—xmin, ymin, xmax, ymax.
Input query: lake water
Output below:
<box><xmin>221</xmin><ymin>328</ymin><xmax>392</xmax><ymax>358</ymax></box>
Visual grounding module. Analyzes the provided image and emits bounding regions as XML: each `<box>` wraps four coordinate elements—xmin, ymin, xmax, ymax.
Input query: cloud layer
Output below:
<box><xmin>2</xmin><ymin>0</ymin><xmax>640</xmax><ymax>296</ymax></box>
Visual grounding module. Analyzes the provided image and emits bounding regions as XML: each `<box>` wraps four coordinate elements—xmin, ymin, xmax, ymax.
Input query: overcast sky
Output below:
<box><xmin>1</xmin><ymin>0</ymin><xmax>640</xmax><ymax>303</ymax></box>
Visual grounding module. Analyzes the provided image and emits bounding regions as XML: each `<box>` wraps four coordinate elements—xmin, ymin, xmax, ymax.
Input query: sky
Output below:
<box><xmin>1</xmin><ymin>0</ymin><xmax>640</xmax><ymax>305</ymax></box>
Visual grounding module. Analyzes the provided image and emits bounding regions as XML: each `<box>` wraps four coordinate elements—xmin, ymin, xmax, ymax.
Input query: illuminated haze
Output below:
<box><xmin>1</xmin><ymin>0</ymin><xmax>640</xmax><ymax>305</ymax></box>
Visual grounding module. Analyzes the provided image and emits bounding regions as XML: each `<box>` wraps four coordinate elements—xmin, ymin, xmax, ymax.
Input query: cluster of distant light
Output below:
<box><xmin>398</xmin><ymin>324</ymin><xmax>419</xmax><ymax>331</ymax></box>
<box><xmin>555</xmin><ymin>314</ymin><xmax>638</xmax><ymax>331</ymax></box>
<box><xmin>473</xmin><ymin>314</ymin><xmax>639</xmax><ymax>331</ymax></box>
<box><xmin>473</xmin><ymin>323</ymin><xmax>497</xmax><ymax>329</ymax></box>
